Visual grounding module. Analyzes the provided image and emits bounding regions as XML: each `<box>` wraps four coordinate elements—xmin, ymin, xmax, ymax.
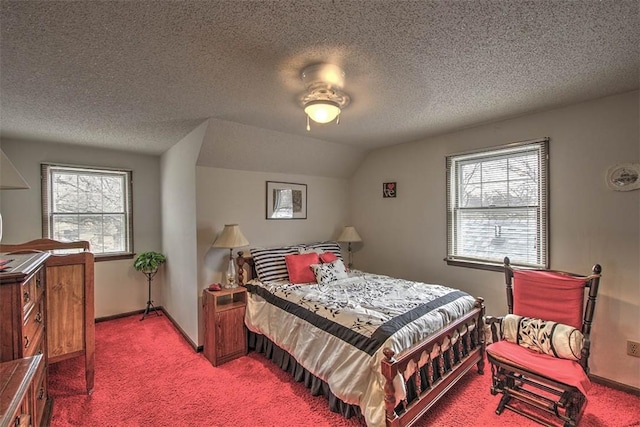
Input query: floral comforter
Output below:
<box><xmin>244</xmin><ymin>270</ymin><xmax>476</xmax><ymax>427</ymax></box>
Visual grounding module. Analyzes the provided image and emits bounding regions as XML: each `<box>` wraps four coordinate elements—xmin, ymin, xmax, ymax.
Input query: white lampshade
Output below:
<box><xmin>212</xmin><ymin>224</ymin><xmax>249</xmax><ymax>249</ymax></box>
<box><xmin>304</xmin><ymin>100</ymin><xmax>341</xmax><ymax>124</ymax></box>
<box><xmin>212</xmin><ymin>224</ymin><xmax>249</xmax><ymax>288</ymax></box>
<box><xmin>337</xmin><ymin>226</ymin><xmax>362</xmax><ymax>243</ymax></box>
<box><xmin>1</xmin><ymin>150</ymin><xmax>30</xmax><ymax>190</ymax></box>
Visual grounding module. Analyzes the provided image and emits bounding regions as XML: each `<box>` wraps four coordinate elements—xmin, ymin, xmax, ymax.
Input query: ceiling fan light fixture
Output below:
<box><xmin>304</xmin><ymin>100</ymin><xmax>341</xmax><ymax>124</ymax></box>
<box><xmin>300</xmin><ymin>63</ymin><xmax>350</xmax><ymax>131</ymax></box>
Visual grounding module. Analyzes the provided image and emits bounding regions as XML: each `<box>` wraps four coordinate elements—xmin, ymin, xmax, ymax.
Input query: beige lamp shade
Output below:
<box><xmin>212</xmin><ymin>224</ymin><xmax>248</xmax><ymax>289</ymax></box>
<box><xmin>1</xmin><ymin>149</ymin><xmax>30</xmax><ymax>190</ymax></box>
<box><xmin>337</xmin><ymin>226</ymin><xmax>362</xmax><ymax>243</ymax></box>
<box><xmin>212</xmin><ymin>224</ymin><xmax>249</xmax><ymax>249</ymax></box>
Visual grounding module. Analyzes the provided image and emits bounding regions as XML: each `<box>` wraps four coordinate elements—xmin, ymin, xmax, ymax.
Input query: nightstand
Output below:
<box><xmin>202</xmin><ymin>287</ymin><xmax>247</xmax><ymax>366</ymax></box>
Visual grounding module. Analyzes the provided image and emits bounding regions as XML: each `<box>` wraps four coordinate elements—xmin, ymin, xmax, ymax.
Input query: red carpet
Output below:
<box><xmin>49</xmin><ymin>314</ymin><xmax>640</xmax><ymax>426</ymax></box>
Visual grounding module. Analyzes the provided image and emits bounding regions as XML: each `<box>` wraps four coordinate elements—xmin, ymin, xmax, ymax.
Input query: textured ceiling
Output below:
<box><xmin>1</xmin><ymin>1</ymin><xmax>638</xmax><ymax>158</ymax></box>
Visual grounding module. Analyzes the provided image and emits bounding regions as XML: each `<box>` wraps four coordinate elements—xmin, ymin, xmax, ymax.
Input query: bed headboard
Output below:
<box><xmin>236</xmin><ymin>251</ymin><xmax>256</xmax><ymax>285</ymax></box>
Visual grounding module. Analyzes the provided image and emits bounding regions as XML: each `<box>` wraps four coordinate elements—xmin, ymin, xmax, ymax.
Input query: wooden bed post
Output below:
<box><xmin>475</xmin><ymin>297</ymin><xmax>485</xmax><ymax>375</ymax></box>
<box><xmin>382</xmin><ymin>348</ymin><xmax>399</xmax><ymax>425</ymax></box>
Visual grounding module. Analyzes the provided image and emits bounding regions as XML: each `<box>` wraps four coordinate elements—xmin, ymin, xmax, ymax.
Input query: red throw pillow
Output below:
<box><xmin>285</xmin><ymin>253</ymin><xmax>320</xmax><ymax>284</ymax></box>
<box><xmin>319</xmin><ymin>252</ymin><xmax>338</xmax><ymax>263</ymax></box>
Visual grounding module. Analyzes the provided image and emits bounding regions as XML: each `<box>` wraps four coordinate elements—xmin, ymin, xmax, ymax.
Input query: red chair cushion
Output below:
<box><xmin>513</xmin><ymin>270</ymin><xmax>587</xmax><ymax>329</ymax></box>
<box><xmin>487</xmin><ymin>340</ymin><xmax>590</xmax><ymax>395</ymax></box>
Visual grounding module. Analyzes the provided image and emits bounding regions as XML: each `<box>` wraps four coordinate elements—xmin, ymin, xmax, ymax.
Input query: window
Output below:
<box><xmin>446</xmin><ymin>138</ymin><xmax>549</xmax><ymax>269</ymax></box>
<box><xmin>42</xmin><ymin>164</ymin><xmax>133</xmax><ymax>257</ymax></box>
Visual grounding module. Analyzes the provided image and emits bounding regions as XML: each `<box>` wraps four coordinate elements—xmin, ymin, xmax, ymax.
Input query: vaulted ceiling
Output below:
<box><xmin>1</xmin><ymin>1</ymin><xmax>638</xmax><ymax>176</ymax></box>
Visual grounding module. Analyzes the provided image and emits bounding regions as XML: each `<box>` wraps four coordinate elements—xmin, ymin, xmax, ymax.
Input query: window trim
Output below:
<box><xmin>445</xmin><ymin>138</ymin><xmax>549</xmax><ymax>270</ymax></box>
<box><xmin>41</xmin><ymin>163</ymin><xmax>134</xmax><ymax>258</ymax></box>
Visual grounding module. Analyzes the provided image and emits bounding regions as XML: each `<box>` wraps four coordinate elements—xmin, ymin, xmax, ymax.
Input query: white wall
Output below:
<box><xmin>195</xmin><ymin>166</ymin><xmax>350</xmax><ymax>343</ymax></box>
<box><xmin>0</xmin><ymin>139</ymin><xmax>162</xmax><ymax>318</ymax></box>
<box><xmin>160</xmin><ymin>121</ymin><xmax>207</xmax><ymax>345</ymax></box>
<box><xmin>350</xmin><ymin>91</ymin><xmax>640</xmax><ymax>388</ymax></box>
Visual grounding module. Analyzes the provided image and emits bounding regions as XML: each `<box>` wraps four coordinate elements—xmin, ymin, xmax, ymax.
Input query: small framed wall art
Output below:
<box><xmin>266</xmin><ymin>181</ymin><xmax>307</xmax><ymax>219</ymax></box>
<box><xmin>383</xmin><ymin>182</ymin><xmax>396</xmax><ymax>198</ymax></box>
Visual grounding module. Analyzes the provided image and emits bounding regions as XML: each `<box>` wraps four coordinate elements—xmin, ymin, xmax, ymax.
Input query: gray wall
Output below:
<box><xmin>194</xmin><ymin>167</ymin><xmax>350</xmax><ymax>344</ymax></box>
<box><xmin>350</xmin><ymin>90</ymin><xmax>640</xmax><ymax>388</ymax></box>
<box><xmin>0</xmin><ymin>138</ymin><xmax>162</xmax><ymax>317</ymax></box>
<box><xmin>160</xmin><ymin>122</ymin><xmax>207</xmax><ymax>345</ymax></box>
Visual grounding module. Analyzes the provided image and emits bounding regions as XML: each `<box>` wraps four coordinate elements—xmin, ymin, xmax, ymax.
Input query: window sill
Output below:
<box><xmin>95</xmin><ymin>253</ymin><xmax>135</xmax><ymax>262</ymax></box>
<box><xmin>444</xmin><ymin>258</ymin><xmax>505</xmax><ymax>272</ymax></box>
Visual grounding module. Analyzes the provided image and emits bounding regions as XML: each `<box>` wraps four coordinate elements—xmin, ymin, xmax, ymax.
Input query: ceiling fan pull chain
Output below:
<box><xmin>336</xmin><ymin>114</ymin><xmax>340</xmax><ymax>125</ymax></box>
<box><xmin>306</xmin><ymin>115</ymin><xmax>311</xmax><ymax>131</ymax></box>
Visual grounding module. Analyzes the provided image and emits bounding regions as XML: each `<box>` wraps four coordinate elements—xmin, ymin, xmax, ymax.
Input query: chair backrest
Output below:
<box><xmin>504</xmin><ymin>257</ymin><xmax>602</xmax><ymax>335</ymax></box>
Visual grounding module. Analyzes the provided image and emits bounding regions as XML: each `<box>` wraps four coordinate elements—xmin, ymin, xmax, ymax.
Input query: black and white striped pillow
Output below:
<box><xmin>302</xmin><ymin>241</ymin><xmax>343</xmax><ymax>261</ymax></box>
<box><xmin>250</xmin><ymin>246</ymin><xmax>301</xmax><ymax>282</ymax></box>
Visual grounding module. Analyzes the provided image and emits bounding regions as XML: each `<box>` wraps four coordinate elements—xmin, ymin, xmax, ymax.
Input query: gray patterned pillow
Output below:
<box><xmin>310</xmin><ymin>259</ymin><xmax>348</xmax><ymax>284</ymax></box>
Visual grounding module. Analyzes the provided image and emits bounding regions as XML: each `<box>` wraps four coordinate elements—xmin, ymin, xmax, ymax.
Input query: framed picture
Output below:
<box><xmin>266</xmin><ymin>181</ymin><xmax>307</xmax><ymax>219</ymax></box>
<box><xmin>383</xmin><ymin>182</ymin><xmax>396</xmax><ymax>198</ymax></box>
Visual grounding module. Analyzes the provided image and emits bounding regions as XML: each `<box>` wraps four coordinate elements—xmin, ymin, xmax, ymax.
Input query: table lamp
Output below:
<box><xmin>337</xmin><ymin>225</ymin><xmax>362</xmax><ymax>269</ymax></box>
<box><xmin>212</xmin><ymin>224</ymin><xmax>249</xmax><ymax>288</ymax></box>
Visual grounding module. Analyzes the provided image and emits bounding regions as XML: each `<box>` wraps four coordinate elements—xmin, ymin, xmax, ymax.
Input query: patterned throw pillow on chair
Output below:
<box><xmin>501</xmin><ymin>314</ymin><xmax>584</xmax><ymax>361</ymax></box>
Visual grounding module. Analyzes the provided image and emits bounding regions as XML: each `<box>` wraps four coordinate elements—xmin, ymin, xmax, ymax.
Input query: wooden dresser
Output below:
<box><xmin>0</xmin><ymin>355</ymin><xmax>45</xmax><ymax>427</ymax></box>
<box><xmin>0</xmin><ymin>239</ymin><xmax>95</xmax><ymax>395</ymax></box>
<box><xmin>0</xmin><ymin>253</ymin><xmax>50</xmax><ymax>427</ymax></box>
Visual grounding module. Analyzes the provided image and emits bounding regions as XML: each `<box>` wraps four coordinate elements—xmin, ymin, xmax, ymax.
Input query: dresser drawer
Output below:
<box><xmin>21</xmin><ymin>274</ymin><xmax>37</xmax><ymax>318</ymax></box>
<box><xmin>33</xmin><ymin>357</ymin><xmax>47</xmax><ymax>427</ymax></box>
<box><xmin>22</xmin><ymin>298</ymin><xmax>45</xmax><ymax>357</ymax></box>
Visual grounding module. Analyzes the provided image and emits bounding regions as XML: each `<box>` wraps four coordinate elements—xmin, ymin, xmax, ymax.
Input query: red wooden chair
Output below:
<box><xmin>486</xmin><ymin>257</ymin><xmax>602</xmax><ymax>427</ymax></box>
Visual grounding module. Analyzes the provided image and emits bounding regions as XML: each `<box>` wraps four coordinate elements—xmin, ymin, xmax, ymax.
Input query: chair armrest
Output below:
<box><xmin>485</xmin><ymin>315</ymin><xmax>504</xmax><ymax>344</ymax></box>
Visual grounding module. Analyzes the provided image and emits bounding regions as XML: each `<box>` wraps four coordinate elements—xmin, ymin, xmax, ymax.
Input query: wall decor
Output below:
<box><xmin>266</xmin><ymin>181</ymin><xmax>307</xmax><ymax>219</ymax></box>
<box><xmin>383</xmin><ymin>182</ymin><xmax>396</xmax><ymax>198</ymax></box>
<box><xmin>606</xmin><ymin>163</ymin><xmax>640</xmax><ymax>191</ymax></box>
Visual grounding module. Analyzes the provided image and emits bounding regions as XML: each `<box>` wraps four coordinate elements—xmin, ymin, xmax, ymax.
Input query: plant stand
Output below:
<box><xmin>140</xmin><ymin>270</ymin><xmax>161</xmax><ymax>321</ymax></box>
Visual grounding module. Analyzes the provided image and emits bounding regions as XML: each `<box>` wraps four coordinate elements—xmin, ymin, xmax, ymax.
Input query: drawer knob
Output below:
<box><xmin>24</xmin><ymin>336</ymin><xmax>30</xmax><ymax>349</ymax></box>
<box><xmin>36</xmin><ymin>277</ymin><xmax>42</xmax><ymax>288</ymax></box>
<box><xmin>35</xmin><ymin>312</ymin><xmax>43</xmax><ymax>323</ymax></box>
<box><xmin>38</xmin><ymin>387</ymin><xmax>45</xmax><ymax>400</ymax></box>
<box><xmin>23</xmin><ymin>291</ymin><xmax>30</xmax><ymax>304</ymax></box>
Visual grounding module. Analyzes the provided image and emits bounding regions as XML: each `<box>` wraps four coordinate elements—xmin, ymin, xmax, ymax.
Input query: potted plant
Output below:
<box><xmin>134</xmin><ymin>251</ymin><xmax>166</xmax><ymax>320</ymax></box>
<box><xmin>134</xmin><ymin>251</ymin><xmax>167</xmax><ymax>273</ymax></box>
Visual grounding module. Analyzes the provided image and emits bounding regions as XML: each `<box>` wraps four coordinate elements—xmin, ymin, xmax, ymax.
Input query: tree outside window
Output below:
<box><xmin>42</xmin><ymin>164</ymin><xmax>133</xmax><ymax>256</ymax></box>
<box><xmin>446</xmin><ymin>139</ymin><xmax>548</xmax><ymax>269</ymax></box>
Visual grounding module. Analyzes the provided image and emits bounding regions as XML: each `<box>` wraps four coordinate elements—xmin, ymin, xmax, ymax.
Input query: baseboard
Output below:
<box><xmin>590</xmin><ymin>374</ymin><xmax>640</xmax><ymax>396</ymax></box>
<box><xmin>95</xmin><ymin>307</ymin><xmax>203</xmax><ymax>353</ymax></box>
<box><xmin>159</xmin><ymin>307</ymin><xmax>199</xmax><ymax>352</ymax></box>
<box><xmin>96</xmin><ymin>309</ymin><xmax>146</xmax><ymax>323</ymax></box>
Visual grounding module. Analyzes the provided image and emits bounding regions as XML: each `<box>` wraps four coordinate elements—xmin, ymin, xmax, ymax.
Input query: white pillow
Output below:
<box><xmin>310</xmin><ymin>259</ymin><xmax>348</xmax><ymax>284</ymax></box>
<box><xmin>298</xmin><ymin>247</ymin><xmax>325</xmax><ymax>255</ymax></box>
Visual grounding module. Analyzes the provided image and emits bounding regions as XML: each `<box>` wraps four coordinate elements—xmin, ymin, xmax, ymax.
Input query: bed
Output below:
<box><xmin>236</xmin><ymin>242</ymin><xmax>485</xmax><ymax>427</ymax></box>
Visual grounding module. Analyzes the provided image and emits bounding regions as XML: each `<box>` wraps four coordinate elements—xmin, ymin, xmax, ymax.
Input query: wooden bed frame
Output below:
<box><xmin>237</xmin><ymin>251</ymin><xmax>485</xmax><ymax>427</ymax></box>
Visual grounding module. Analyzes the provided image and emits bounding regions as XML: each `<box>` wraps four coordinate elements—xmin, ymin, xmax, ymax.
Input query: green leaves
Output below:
<box><xmin>134</xmin><ymin>251</ymin><xmax>166</xmax><ymax>273</ymax></box>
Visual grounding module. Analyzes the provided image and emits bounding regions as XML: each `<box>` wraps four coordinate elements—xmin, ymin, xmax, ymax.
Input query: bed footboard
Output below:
<box><xmin>381</xmin><ymin>297</ymin><xmax>485</xmax><ymax>427</ymax></box>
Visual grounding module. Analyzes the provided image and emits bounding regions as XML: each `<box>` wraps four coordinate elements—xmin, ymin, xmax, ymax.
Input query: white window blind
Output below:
<box><xmin>446</xmin><ymin>138</ymin><xmax>549</xmax><ymax>268</ymax></box>
<box><xmin>42</xmin><ymin>164</ymin><xmax>133</xmax><ymax>256</ymax></box>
